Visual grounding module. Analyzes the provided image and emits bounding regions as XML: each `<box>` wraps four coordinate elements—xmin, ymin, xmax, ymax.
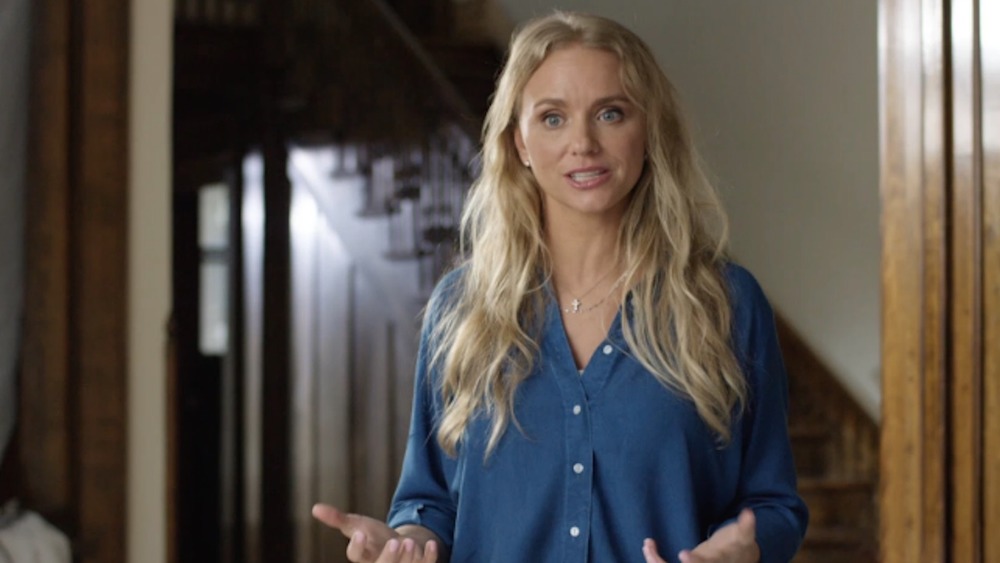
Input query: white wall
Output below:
<box><xmin>497</xmin><ymin>0</ymin><xmax>881</xmax><ymax>419</ymax></box>
<box><xmin>128</xmin><ymin>0</ymin><xmax>172</xmax><ymax>561</ymax></box>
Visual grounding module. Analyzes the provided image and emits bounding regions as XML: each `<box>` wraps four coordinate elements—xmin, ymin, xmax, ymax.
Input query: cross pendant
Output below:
<box><xmin>571</xmin><ymin>299</ymin><xmax>582</xmax><ymax>313</ymax></box>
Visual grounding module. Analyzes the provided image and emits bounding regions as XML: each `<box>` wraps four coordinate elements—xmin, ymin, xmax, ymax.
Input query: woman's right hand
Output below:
<box><xmin>312</xmin><ymin>503</ymin><xmax>439</xmax><ymax>563</ymax></box>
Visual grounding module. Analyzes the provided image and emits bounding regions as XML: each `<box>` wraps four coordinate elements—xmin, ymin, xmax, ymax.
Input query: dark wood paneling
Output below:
<box><xmin>21</xmin><ymin>0</ymin><xmax>74</xmax><ymax>528</ymax></box>
<box><xmin>75</xmin><ymin>2</ymin><xmax>129</xmax><ymax>561</ymax></box>
<box><xmin>22</xmin><ymin>0</ymin><xmax>129</xmax><ymax>562</ymax></box>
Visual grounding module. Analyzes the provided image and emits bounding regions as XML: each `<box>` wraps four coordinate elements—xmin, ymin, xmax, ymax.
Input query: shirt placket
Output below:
<box><xmin>562</xmin><ymin>380</ymin><xmax>594</xmax><ymax>563</ymax></box>
<box><xmin>543</xmin><ymin>297</ymin><xmax>618</xmax><ymax>562</ymax></box>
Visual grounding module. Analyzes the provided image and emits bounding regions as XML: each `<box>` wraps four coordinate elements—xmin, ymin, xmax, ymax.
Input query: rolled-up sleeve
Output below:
<box><xmin>727</xmin><ymin>266</ymin><xmax>810</xmax><ymax>562</ymax></box>
<box><xmin>386</xmin><ymin>278</ymin><xmax>459</xmax><ymax>550</ymax></box>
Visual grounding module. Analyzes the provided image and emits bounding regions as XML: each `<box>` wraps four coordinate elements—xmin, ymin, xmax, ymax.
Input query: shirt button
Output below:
<box><xmin>602</xmin><ymin>344</ymin><xmax>613</xmax><ymax>355</ymax></box>
<box><xmin>573</xmin><ymin>463</ymin><xmax>584</xmax><ymax>474</ymax></box>
<box><xmin>570</xmin><ymin>526</ymin><xmax>580</xmax><ymax>537</ymax></box>
<box><xmin>572</xmin><ymin>404</ymin><xmax>581</xmax><ymax>415</ymax></box>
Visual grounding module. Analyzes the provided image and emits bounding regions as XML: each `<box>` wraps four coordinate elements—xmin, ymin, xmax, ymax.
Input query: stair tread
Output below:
<box><xmin>798</xmin><ymin>477</ymin><xmax>875</xmax><ymax>491</ymax></box>
<box><xmin>418</xmin><ymin>35</ymin><xmax>500</xmax><ymax>50</ymax></box>
<box><xmin>788</xmin><ymin>423</ymin><xmax>833</xmax><ymax>438</ymax></box>
<box><xmin>804</xmin><ymin>525</ymin><xmax>877</xmax><ymax>547</ymax></box>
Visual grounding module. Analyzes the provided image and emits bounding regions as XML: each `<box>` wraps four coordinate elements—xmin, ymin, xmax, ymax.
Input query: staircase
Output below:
<box><xmin>777</xmin><ymin>317</ymin><xmax>880</xmax><ymax>562</ymax></box>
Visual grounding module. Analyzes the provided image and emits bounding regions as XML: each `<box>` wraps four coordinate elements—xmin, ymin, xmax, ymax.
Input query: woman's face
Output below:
<box><xmin>514</xmin><ymin>44</ymin><xmax>646</xmax><ymax>227</ymax></box>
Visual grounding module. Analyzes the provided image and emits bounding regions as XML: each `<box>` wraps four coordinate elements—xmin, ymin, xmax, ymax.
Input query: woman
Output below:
<box><xmin>314</xmin><ymin>11</ymin><xmax>808</xmax><ymax>563</ymax></box>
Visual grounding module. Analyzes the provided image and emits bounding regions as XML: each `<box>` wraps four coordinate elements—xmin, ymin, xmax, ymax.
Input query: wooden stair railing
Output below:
<box><xmin>379</xmin><ymin>0</ymin><xmax>505</xmax><ymax>131</ymax></box>
<box><xmin>776</xmin><ymin>315</ymin><xmax>880</xmax><ymax>562</ymax></box>
<box><xmin>172</xmin><ymin>4</ymin><xmax>489</xmax><ymax>562</ymax></box>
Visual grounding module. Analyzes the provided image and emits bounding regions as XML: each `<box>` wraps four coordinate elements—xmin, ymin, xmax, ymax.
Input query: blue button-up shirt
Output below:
<box><xmin>387</xmin><ymin>265</ymin><xmax>808</xmax><ymax>562</ymax></box>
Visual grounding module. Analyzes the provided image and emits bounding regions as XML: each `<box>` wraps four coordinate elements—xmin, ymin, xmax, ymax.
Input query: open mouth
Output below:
<box><xmin>569</xmin><ymin>170</ymin><xmax>606</xmax><ymax>181</ymax></box>
<box><xmin>566</xmin><ymin>168</ymin><xmax>610</xmax><ymax>187</ymax></box>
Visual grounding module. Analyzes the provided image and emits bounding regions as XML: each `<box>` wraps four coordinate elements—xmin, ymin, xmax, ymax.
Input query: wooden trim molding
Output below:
<box><xmin>879</xmin><ymin>0</ymin><xmax>948</xmax><ymax>560</ymax></box>
<box><xmin>21</xmin><ymin>1</ymin><xmax>129</xmax><ymax>562</ymax></box>
<box><xmin>949</xmin><ymin>0</ymin><xmax>984</xmax><ymax>560</ymax></box>
<box><xmin>881</xmin><ymin>0</ymin><xmax>998</xmax><ymax>561</ymax></box>
<box><xmin>979</xmin><ymin>1</ymin><xmax>999</xmax><ymax>560</ymax></box>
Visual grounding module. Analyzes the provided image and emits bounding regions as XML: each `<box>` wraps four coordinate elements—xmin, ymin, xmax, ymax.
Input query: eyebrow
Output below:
<box><xmin>531</xmin><ymin>95</ymin><xmax>633</xmax><ymax>110</ymax></box>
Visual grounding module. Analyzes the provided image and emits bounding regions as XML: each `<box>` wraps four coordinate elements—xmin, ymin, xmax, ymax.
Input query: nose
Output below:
<box><xmin>569</xmin><ymin>120</ymin><xmax>599</xmax><ymax>155</ymax></box>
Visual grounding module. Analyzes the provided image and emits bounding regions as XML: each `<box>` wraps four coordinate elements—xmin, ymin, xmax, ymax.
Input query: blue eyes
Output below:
<box><xmin>544</xmin><ymin>114</ymin><xmax>564</xmax><ymax>127</ymax></box>
<box><xmin>599</xmin><ymin>108</ymin><xmax>623</xmax><ymax>122</ymax></box>
<box><xmin>541</xmin><ymin>108</ymin><xmax>624</xmax><ymax>128</ymax></box>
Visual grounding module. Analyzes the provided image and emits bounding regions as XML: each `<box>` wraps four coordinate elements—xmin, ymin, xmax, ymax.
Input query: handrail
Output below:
<box><xmin>365</xmin><ymin>0</ymin><xmax>481</xmax><ymax>142</ymax></box>
<box><xmin>175</xmin><ymin>0</ymin><xmax>260</xmax><ymax>26</ymax></box>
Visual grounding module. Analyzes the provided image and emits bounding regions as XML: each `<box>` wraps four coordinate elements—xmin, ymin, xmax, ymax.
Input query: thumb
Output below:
<box><xmin>641</xmin><ymin>538</ymin><xmax>667</xmax><ymax>563</ymax></box>
<box><xmin>737</xmin><ymin>508</ymin><xmax>756</xmax><ymax>537</ymax></box>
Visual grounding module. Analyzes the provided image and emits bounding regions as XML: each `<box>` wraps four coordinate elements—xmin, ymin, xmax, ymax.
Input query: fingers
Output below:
<box><xmin>343</xmin><ymin>533</ymin><xmax>437</xmax><ymax>563</ymax></box>
<box><xmin>424</xmin><ymin>540</ymin><xmax>439</xmax><ymax>562</ymax></box>
<box><xmin>346</xmin><ymin>530</ymin><xmax>369</xmax><ymax>561</ymax></box>
<box><xmin>372</xmin><ymin>537</ymin><xmax>437</xmax><ymax>563</ymax></box>
<box><xmin>313</xmin><ymin>504</ymin><xmax>437</xmax><ymax>563</ymax></box>
<box><xmin>376</xmin><ymin>538</ymin><xmax>402</xmax><ymax>563</ymax></box>
<box><xmin>642</xmin><ymin>538</ymin><xmax>668</xmax><ymax>563</ymax></box>
<box><xmin>670</xmin><ymin>510</ymin><xmax>759</xmax><ymax>563</ymax></box>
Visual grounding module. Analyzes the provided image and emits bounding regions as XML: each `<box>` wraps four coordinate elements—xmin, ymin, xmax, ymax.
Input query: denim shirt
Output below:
<box><xmin>387</xmin><ymin>264</ymin><xmax>808</xmax><ymax>562</ymax></box>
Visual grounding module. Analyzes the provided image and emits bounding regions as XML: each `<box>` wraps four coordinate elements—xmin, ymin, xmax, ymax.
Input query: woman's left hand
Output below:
<box><xmin>642</xmin><ymin>509</ymin><xmax>760</xmax><ymax>563</ymax></box>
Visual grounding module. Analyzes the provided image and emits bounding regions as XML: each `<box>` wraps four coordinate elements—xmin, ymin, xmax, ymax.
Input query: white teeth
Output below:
<box><xmin>570</xmin><ymin>170</ymin><xmax>603</xmax><ymax>181</ymax></box>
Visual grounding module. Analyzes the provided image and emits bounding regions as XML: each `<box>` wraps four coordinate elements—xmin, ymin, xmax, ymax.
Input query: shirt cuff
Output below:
<box><xmin>387</xmin><ymin>502</ymin><xmax>455</xmax><ymax>551</ymax></box>
<box><xmin>753</xmin><ymin>508</ymin><xmax>806</xmax><ymax>563</ymax></box>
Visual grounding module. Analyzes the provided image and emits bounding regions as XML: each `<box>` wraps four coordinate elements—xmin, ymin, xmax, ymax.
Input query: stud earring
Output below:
<box><xmin>524</xmin><ymin>161</ymin><xmax>531</xmax><ymax>168</ymax></box>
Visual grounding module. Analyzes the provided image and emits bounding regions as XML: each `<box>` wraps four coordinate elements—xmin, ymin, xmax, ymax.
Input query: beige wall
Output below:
<box><xmin>499</xmin><ymin>0</ymin><xmax>881</xmax><ymax>419</ymax></box>
<box><xmin>128</xmin><ymin>0</ymin><xmax>172</xmax><ymax>561</ymax></box>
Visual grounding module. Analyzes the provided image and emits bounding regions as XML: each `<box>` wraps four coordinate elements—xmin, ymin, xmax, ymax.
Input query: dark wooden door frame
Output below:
<box><xmin>20</xmin><ymin>1</ymin><xmax>129</xmax><ymax>562</ymax></box>
<box><xmin>880</xmin><ymin>0</ymin><xmax>998</xmax><ymax>561</ymax></box>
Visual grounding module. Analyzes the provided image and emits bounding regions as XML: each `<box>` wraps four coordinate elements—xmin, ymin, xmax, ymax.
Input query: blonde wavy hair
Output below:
<box><xmin>429</xmin><ymin>11</ymin><xmax>747</xmax><ymax>456</ymax></box>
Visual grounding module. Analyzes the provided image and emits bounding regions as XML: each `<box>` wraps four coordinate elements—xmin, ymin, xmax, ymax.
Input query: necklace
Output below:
<box><xmin>561</xmin><ymin>270</ymin><xmax>624</xmax><ymax>314</ymax></box>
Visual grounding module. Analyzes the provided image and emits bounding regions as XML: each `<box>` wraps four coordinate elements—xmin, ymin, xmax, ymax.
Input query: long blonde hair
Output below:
<box><xmin>429</xmin><ymin>11</ymin><xmax>747</xmax><ymax>456</ymax></box>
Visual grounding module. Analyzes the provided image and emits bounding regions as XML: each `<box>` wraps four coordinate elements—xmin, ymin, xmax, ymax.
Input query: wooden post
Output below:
<box><xmin>259</xmin><ymin>2</ymin><xmax>293</xmax><ymax>560</ymax></box>
<box><xmin>22</xmin><ymin>1</ymin><xmax>129</xmax><ymax>562</ymax></box>
<box><xmin>880</xmin><ymin>0</ymin><xmax>999</xmax><ymax>561</ymax></box>
<box><xmin>981</xmin><ymin>3</ymin><xmax>1000</xmax><ymax>560</ymax></box>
